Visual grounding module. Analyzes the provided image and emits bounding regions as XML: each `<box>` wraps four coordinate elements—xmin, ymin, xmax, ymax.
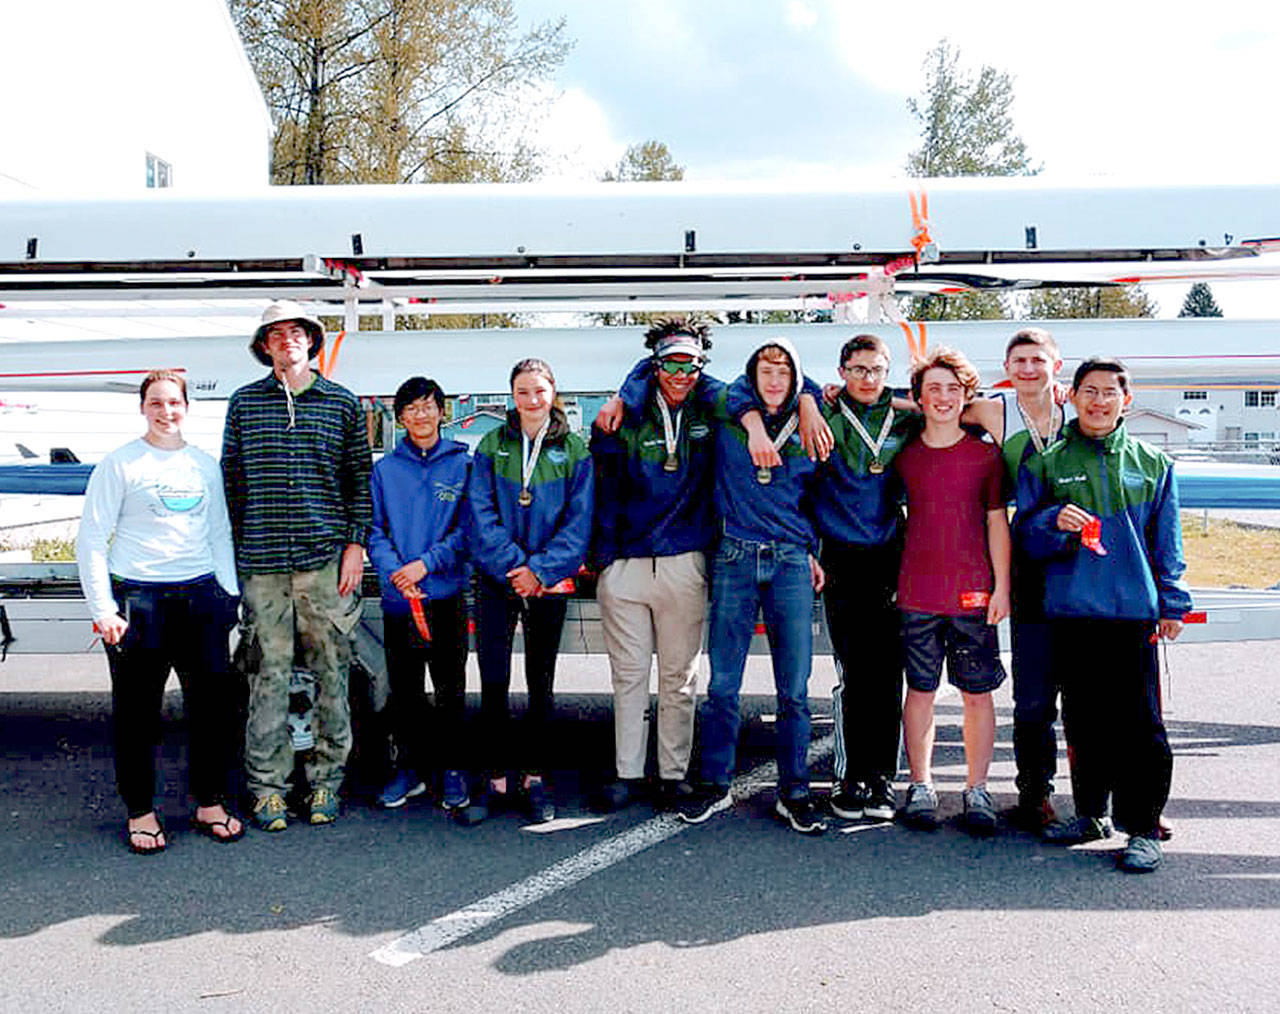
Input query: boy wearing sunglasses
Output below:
<box><xmin>590</xmin><ymin>320</ymin><xmax>720</xmax><ymax>812</ymax></box>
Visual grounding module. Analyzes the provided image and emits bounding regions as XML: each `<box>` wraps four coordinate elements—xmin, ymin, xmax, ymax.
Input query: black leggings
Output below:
<box><xmin>474</xmin><ymin>574</ymin><xmax>568</xmax><ymax>777</ymax></box>
<box><xmin>105</xmin><ymin>575</ymin><xmax>239</xmax><ymax>818</ymax></box>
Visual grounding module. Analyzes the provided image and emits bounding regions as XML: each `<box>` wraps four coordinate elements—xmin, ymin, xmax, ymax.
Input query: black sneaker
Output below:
<box><xmin>1042</xmin><ymin>815</ymin><xmax>1112</xmax><ymax>845</ymax></box>
<box><xmin>828</xmin><ymin>782</ymin><xmax>868</xmax><ymax>820</ymax></box>
<box><xmin>863</xmin><ymin>777</ymin><xmax>897</xmax><ymax>821</ymax></box>
<box><xmin>655</xmin><ymin>779</ymin><xmax>695</xmax><ymax>813</ymax></box>
<box><xmin>677</xmin><ymin>785</ymin><xmax>732</xmax><ymax>824</ymax></box>
<box><xmin>775</xmin><ymin>795</ymin><xmax>828</xmax><ymax>835</ymax></box>
<box><xmin>523</xmin><ymin>780</ymin><xmax>555</xmax><ymax>824</ymax></box>
<box><xmin>1008</xmin><ymin>792</ymin><xmax>1057</xmax><ymax>833</ymax></box>
<box><xmin>455</xmin><ymin>783</ymin><xmax>509</xmax><ymax>827</ymax></box>
<box><xmin>592</xmin><ymin>778</ymin><xmax>642</xmax><ymax>813</ymax></box>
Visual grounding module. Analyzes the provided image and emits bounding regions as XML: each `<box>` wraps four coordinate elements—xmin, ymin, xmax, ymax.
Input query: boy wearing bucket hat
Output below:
<box><xmin>222</xmin><ymin>301</ymin><xmax>373</xmax><ymax>831</ymax></box>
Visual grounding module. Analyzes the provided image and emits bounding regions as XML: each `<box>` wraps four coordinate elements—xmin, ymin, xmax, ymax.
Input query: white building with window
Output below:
<box><xmin>2</xmin><ymin>0</ymin><xmax>270</xmax><ymax>194</ymax></box>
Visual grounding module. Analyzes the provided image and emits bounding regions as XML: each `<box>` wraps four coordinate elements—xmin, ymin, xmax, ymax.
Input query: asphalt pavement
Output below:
<box><xmin>1</xmin><ymin>645</ymin><xmax>1277</xmax><ymax>1013</ymax></box>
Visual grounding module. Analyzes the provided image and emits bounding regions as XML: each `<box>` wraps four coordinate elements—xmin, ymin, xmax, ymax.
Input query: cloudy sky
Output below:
<box><xmin>513</xmin><ymin>0</ymin><xmax>1280</xmax><ymax>316</ymax></box>
<box><xmin>520</xmin><ymin>0</ymin><xmax>1280</xmax><ymax>184</ymax></box>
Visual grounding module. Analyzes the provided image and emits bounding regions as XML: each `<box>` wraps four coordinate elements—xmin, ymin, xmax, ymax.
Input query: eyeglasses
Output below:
<box><xmin>1076</xmin><ymin>386</ymin><xmax>1124</xmax><ymax>403</ymax></box>
<box><xmin>841</xmin><ymin>364</ymin><xmax>887</xmax><ymax>381</ymax></box>
<box><xmin>658</xmin><ymin>359</ymin><xmax>702</xmax><ymax>376</ymax></box>
<box><xmin>400</xmin><ymin>401</ymin><xmax>438</xmax><ymax>416</ymax></box>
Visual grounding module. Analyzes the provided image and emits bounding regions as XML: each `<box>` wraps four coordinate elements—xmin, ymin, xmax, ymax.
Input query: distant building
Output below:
<box><xmin>441</xmin><ymin>410</ymin><xmax>507</xmax><ymax>452</ymax></box>
<box><xmin>1135</xmin><ymin>387</ymin><xmax>1280</xmax><ymax>450</ymax></box>
<box><xmin>2</xmin><ymin>0</ymin><xmax>269</xmax><ymax>195</ymax></box>
<box><xmin>1124</xmin><ymin>407</ymin><xmax>1205</xmax><ymax>448</ymax></box>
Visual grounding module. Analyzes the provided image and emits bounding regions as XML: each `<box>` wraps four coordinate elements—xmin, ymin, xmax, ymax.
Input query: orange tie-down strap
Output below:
<box><xmin>908</xmin><ymin>189</ymin><xmax>936</xmax><ymax>262</ymax></box>
<box><xmin>897</xmin><ymin>321</ymin><xmax>929</xmax><ymax>365</ymax></box>
<box><xmin>315</xmin><ymin>330</ymin><xmax>348</xmax><ymax>379</ymax></box>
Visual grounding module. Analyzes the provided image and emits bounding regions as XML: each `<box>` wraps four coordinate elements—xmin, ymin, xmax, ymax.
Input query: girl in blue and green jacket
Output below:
<box><xmin>464</xmin><ymin>358</ymin><xmax>593</xmax><ymax>825</ymax></box>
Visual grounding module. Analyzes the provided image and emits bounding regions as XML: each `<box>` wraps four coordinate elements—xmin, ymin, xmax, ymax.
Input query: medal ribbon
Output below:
<box><xmin>520</xmin><ymin>416</ymin><xmax>551</xmax><ymax>495</ymax></box>
<box><xmin>770</xmin><ymin>412</ymin><xmax>799</xmax><ymax>455</ymax></box>
<box><xmin>656</xmin><ymin>394</ymin><xmax>682</xmax><ymax>462</ymax></box>
<box><xmin>838</xmin><ymin>399</ymin><xmax>894</xmax><ymax>468</ymax></box>
<box><xmin>1014</xmin><ymin>396</ymin><xmax>1062</xmax><ymax>456</ymax></box>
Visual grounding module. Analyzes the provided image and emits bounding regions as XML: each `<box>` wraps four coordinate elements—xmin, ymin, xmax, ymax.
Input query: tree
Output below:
<box><xmin>903</xmin><ymin>291</ymin><xmax>1010</xmax><ymax>321</ymax></box>
<box><xmin>600</xmin><ymin>140</ymin><xmax>685</xmax><ymax>182</ymax></box>
<box><xmin>1178</xmin><ymin>281</ymin><xmax>1224</xmax><ymax>318</ymax></box>
<box><xmin>905</xmin><ymin>39</ymin><xmax>1039</xmax><ymax>178</ymax></box>
<box><xmin>229</xmin><ymin>0</ymin><xmax>570</xmax><ymax>185</ymax></box>
<box><xmin>1026</xmin><ymin>285</ymin><xmax>1158</xmax><ymax>319</ymax></box>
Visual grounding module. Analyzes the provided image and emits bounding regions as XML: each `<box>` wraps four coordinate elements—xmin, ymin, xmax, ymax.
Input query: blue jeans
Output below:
<box><xmin>700</xmin><ymin>535</ymin><xmax>814</xmax><ymax>799</ymax></box>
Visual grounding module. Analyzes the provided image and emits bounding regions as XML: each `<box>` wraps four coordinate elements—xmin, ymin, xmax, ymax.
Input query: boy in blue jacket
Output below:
<box><xmin>1016</xmin><ymin>358</ymin><xmax>1191</xmax><ymax>872</ymax></box>
<box><xmin>368</xmin><ymin>377</ymin><xmax>471</xmax><ymax>812</ymax></box>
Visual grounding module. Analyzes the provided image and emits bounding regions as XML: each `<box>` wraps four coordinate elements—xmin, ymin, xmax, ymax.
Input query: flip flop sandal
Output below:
<box><xmin>192</xmin><ymin>813</ymin><xmax>246</xmax><ymax>844</ymax></box>
<box><xmin>126</xmin><ymin>824</ymin><xmax>167</xmax><ymax>856</ymax></box>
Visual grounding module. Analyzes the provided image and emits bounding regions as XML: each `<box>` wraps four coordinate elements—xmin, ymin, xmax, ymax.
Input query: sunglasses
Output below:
<box><xmin>658</xmin><ymin>359</ymin><xmax>702</xmax><ymax>376</ymax></box>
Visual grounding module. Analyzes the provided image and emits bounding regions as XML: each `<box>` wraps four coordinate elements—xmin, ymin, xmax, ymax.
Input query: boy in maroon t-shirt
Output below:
<box><xmin>894</xmin><ymin>347</ymin><xmax>1011</xmax><ymax>836</ymax></box>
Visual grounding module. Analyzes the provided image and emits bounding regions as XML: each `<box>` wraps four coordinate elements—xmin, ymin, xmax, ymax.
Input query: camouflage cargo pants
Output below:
<box><xmin>240</xmin><ymin>559</ymin><xmax>362</xmax><ymax>798</ymax></box>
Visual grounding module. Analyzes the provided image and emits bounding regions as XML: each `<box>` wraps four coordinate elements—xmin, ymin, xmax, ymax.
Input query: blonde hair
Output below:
<box><xmin>909</xmin><ymin>346</ymin><xmax>980</xmax><ymax>402</ymax></box>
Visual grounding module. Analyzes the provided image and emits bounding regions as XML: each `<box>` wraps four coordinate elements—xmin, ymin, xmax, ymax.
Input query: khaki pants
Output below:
<box><xmin>241</xmin><ymin>560</ymin><xmax>361</xmax><ymax>798</ymax></box>
<box><xmin>597</xmin><ymin>552</ymin><xmax>706</xmax><ymax>781</ymax></box>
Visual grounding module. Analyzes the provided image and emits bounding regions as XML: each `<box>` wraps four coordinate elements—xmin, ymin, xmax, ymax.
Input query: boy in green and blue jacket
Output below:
<box><xmin>1015</xmin><ymin>357</ymin><xmax>1191</xmax><ymax>873</ymax></box>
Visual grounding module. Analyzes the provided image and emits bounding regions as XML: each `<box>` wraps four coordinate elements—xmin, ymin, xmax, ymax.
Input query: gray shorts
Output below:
<box><xmin>901</xmin><ymin>611</ymin><xmax>1006</xmax><ymax>694</ymax></box>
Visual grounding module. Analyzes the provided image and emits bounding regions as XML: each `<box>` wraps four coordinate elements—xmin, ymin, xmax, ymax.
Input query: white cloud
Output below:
<box><xmin>785</xmin><ymin>2</ymin><xmax>819</xmax><ymax>31</ymax></box>
<box><xmin>535</xmin><ymin>86</ymin><xmax>628</xmax><ymax>181</ymax></box>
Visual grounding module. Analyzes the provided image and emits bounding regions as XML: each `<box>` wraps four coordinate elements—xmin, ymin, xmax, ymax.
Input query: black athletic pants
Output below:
<box><xmin>1052</xmin><ymin>617</ymin><xmax>1171</xmax><ymax>837</ymax></box>
<box><xmin>382</xmin><ymin>594</ymin><xmax>469</xmax><ymax>776</ymax></box>
<box><xmin>821</xmin><ymin>539</ymin><xmax>904</xmax><ymax>786</ymax></box>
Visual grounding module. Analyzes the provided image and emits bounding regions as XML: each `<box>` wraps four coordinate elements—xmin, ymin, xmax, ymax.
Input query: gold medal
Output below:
<box><xmin>518</xmin><ymin>488</ymin><xmax>533</xmax><ymax>507</ymax></box>
<box><xmin>756</xmin><ymin>466</ymin><xmax>772</xmax><ymax>485</ymax></box>
<box><xmin>869</xmin><ymin>460</ymin><xmax>885</xmax><ymax>474</ymax></box>
<box><xmin>664</xmin><ymin>453</ymin><xmax>679</xmax><ymax>472</ymax></box>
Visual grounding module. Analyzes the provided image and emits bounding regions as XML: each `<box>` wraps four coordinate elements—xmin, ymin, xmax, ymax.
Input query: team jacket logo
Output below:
<box><xmin>546</xmin><ymin>448</ymin><xmax>568</xmax><ymax>465</ymax></box>
<box><xmin>434</xmin><ymin>481</ymin><xmax>463</xmax><ymax>503</ymax></box>
<box><xmin>1053</xmin><ymin>474</ymin><xmax>1089</xmax><ymax>486</ymax></box>
<box><xmin>688</xmin><ymin>423</ymin><xmax>710</xmax><ymax>439</ymax></box>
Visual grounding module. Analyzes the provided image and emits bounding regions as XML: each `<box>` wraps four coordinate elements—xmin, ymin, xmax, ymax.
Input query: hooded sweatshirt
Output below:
<box><xmin>718</xmin><ymin>337</ymin><xmax>820</xmax><ymax>553</ymax></box>
<box><xmin>468</xmin><ymin>406</ymin><xmax>593</xmax><ymax>588</ymax></box>
<box><xmin>368</xmin><ymin>435</ymin><xmax>470</xmax><ymax>611</ymax></box>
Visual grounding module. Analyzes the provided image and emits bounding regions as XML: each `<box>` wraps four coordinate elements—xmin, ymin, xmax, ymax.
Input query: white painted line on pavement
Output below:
<box><xmin>370</xmin><ymin>733</ymin><xmax>835</xmax><ymax>967</ymax></box>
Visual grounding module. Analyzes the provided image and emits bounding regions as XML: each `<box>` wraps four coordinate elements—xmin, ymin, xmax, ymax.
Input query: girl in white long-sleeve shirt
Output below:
<box><xmin>76</xmin><ymin>371</ymin><xmax>244</xmax><ymax>853</ymax></box>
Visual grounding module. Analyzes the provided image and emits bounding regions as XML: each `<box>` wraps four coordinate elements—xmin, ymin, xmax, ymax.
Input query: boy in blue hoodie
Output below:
<box><xmin>368</xmin><ymin>377</ymin><xmax>471</xmax><ymax>812</ymax></box>
<box><xmin>678</xmin><ymin>338</ymin><xmax>828</xmax><ymax>835</ymax></box>
<box><xmin>1016</xmin><ymin>358</ymin><xmax>1190</xmax><ymax>873</ymax></box>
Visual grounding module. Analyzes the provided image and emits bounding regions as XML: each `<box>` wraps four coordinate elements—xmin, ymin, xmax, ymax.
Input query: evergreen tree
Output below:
<box><xmin>1178</xmin><ymin>281</ymin><xmax>1225</xmax><ymax>317</ymax></box>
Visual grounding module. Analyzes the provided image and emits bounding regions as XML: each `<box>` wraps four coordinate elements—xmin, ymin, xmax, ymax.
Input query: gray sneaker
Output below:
<box><xmin>962</xmin><ymin>784</ymin><xmax>997</xmax><ymax>836</ymax></box>
<box><xmin>1118</xmin><ymin>835</ymin><xmax>1163</xmax><ymax>873</ymax></box>
<box><xmin>901</xmin><ymin>782</ymin><xmax>939</xmax><ymax>830</ymax></box>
